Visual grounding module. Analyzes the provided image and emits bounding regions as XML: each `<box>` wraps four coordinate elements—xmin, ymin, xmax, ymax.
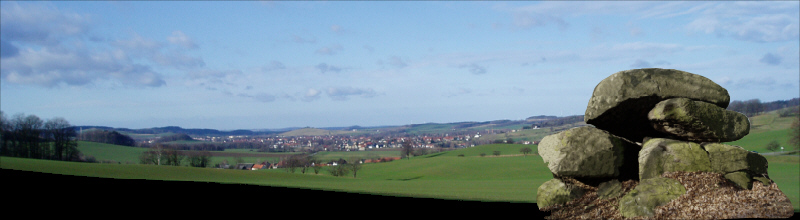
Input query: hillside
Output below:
<box><xmin>279</xmin><ymin>127</ymin><xmax>355</xmax><ymax>136</ymax></box>
<box><xmin>724</xmin><ymin>107</ymin><xmax>799</xmax><ymax>153</ymax></box>
<box><xmin>3</xmin><ymin>142</ymin><xmax>797</xmax><ymax>211</ymax></box>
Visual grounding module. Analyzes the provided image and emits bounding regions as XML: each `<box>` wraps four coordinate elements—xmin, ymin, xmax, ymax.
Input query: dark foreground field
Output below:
<box><xmin>2</xmin><ymin>168</ymin><xmax>548</xmax><ymax>217</ymax></box>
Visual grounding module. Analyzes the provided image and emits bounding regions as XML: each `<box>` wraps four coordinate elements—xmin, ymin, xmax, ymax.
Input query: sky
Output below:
<box><xmin>1</xmin><ymin>1</ymin><xmax>798</xmax><ymax>130</ymax></box>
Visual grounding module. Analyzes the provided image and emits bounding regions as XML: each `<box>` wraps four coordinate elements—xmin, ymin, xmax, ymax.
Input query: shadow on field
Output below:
<box><xmin>386</xmin><ymin>176</ymin><xmax>423</xmax><ymax>181</ymax></box>
<box><xmin>2</xmin><ymin>169</ymin><xmax>550</xmax><ymax>218</ymax></box>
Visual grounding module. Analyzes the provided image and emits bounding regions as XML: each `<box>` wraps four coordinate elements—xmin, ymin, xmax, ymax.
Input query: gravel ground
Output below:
<box><xmin>540</xmin><ymin>171</ymin><xmax>795</xmax><ymax>219</ymax></box>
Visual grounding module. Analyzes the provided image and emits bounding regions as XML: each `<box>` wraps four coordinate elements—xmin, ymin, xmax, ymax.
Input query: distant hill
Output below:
<box><xmin>72</xmin><ymin>115</ymin><xmax>589</xmax><ymax>137</ymax></box>
<box><xmin>279</xmin><ymin>128</ymin><xmax>354</xmax><ymax>137</ymax></box>
<box><xmin>154</xmin><ymin>133</ymin><xmax>195</xmax><ymax>143</ymax></box>
<box><xmin>72</xmin><ymin>126</ymin><xmax>279</xmax><ymax>137</ymax></box>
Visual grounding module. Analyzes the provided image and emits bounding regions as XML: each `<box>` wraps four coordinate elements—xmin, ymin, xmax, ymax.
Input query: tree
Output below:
<box><xmin>139</xmin><ymin>144</ymin><xmax>166</xmax><ymax>165</ymax></box>
<box><xmin>506</xmin><ymin>137</ymin><xmax>514</xmax><ymax>144</ymax></box>
<box><xmin>0</xmin><ymin>111</ymin><xmax>9</xmax><ymax>156</ymax></box>
<box><xmin>309</xmin><ymin>156</ymin><xmax>322</xmax><ymax>174</ymax></box>
<box><xmin>401</xmin><ymin>140</ymin><xmax>413</xmax><ymax>160</ymax></box>
<box><xmin>164</xmin><ymin>148</ymin><xmax>184</xmax><ymax>166</ymax></box>
<box><xmin>520</xmin><ymin>147</ymin><xmax>532</xmax><ymax>157</ymax></box>
<box><xmin>44</xmin><ymin>117</ymin><xmax>78</xmax><ymax>161</ymax></box>
<box><xmin>348</xmin><ymin>157</ymin><xmax>362</xmax><ymax>178</ymax></box>
<box><xmin>789</xmin><ymin>118</ymin><xmax>799</xmax><ymax>151</ymax></box>
<box><xmin>188</xmin><ymin>151</ymin><xmax>212</xmax><ymax>167</ymax></box>
<box><xmin>328</xmin><ymin>162</ymin><xmax>349</xmax><ymax>177</ymax></box>
<box><xmin>766</xmin><ymin>140</ymin><xmax>780</xmax><ymax>152</ymax></box>
<box><xmin>493</xmin><ymin>150</ymin><xmax>501</xmax><ymax>156</ymax></box>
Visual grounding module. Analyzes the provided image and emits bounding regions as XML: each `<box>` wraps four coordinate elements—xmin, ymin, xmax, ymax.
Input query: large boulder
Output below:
<box><xmin>596</xmin><ymin>179</ymin><xmax>624</xmax><ymax>201</ymax></box>
<box><xmin>618</xmin><ymin>177</ymin><xmax>687</xmax><ymax>218</ymax></box>
<box><xmin>638</xmin><ymin>138</ymin><xmax>712</xmax><ymax>180</ymax></box>
<box><xmin>724</xmin><ymin>171</ymin><xmax>753</xmax><ymax>190</ymax></box>
<box><xmin>648</xmin><ymin>98</ymin><xmax>750</xmax><ymax>142</ymax></box>
<box><xmin>538</xmin><ymin>126</ymin><xmax>639</xmax><ymax>178</ymax></box>
<box><xmin>585</xmin><ymin>68</ymin><xmax>730</xmax><ymax>142</ymax></box>
<box><xmin>537</xmin><ymin>178</ymin><xmax>585</xmax><ymax>209</ymax></box>
<box><xmin>703</xmin><ymin>143</ymin><xmax>768</xmax><ymax>175</ymax></box>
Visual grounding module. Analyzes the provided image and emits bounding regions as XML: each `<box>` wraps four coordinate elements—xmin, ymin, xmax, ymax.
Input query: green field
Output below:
<box><xmin>1</xmin><ymin>142</ymin><xmax>797</xmax><ymax>210</ymax></box>
<box><xmin>724</xmin><ymin>110</ymin><xmax>798</xmax><ymax>153</ymax></box>
<box><xmin>5</xmin><ymin>109</ymin><xmax>799</xmax><ymax>211</ymax></box>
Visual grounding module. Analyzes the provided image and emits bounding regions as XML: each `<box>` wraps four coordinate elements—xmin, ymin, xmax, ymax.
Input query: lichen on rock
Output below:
<box><xmin>537</xmin><ymin>178</ymin><xmax>586</xmax><ymax>209</ymax></box>
<box><xmin>538</xmin><ymin>126</ymin><xmax>638</xmax><ymax>178</ymax></box>
<box><xmin>648</xmin><ymin>97</ymin><xmax>750</xmax><ymax>142</ymax></box>
<box><xmin>618</xmin><ymin>176</ymin><xmax>686</xmax><ymax>218</ymax></box>
<box><xmin>638</xmin><ymin>138</ymin><xmax>712</xmax><ymax>180</ymax></box>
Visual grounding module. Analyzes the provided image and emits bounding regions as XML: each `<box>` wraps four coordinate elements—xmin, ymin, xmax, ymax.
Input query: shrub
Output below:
<box><xmin>766</xmin><ymin>140</ymin><xmax>781</xmax><ymax>152</ymax></box>
<box><xmin>493</xmin><ymin>151</ymin><xmax>501</xmax><ymax>156</ymax></box>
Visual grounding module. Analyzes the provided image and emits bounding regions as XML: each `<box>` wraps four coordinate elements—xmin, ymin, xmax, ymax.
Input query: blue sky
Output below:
<box><xmin>1</xmin><ymin>1</ymin><xmax>798</xmax><ymax>130</ymax></box>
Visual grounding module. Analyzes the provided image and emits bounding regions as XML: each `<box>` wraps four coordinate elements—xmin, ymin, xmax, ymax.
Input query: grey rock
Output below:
<box><xmin>596</xmin><ymin>179</ymin><xmax>623</xmax><ymax>200</ymax></box>
<box><xmin>648</xmin><ymin>98</ymin><xmax>750</xmax><ymax>142</ymax></box>
<box><xmin>538</xmin><ymin>126</ymin><xmax>639</xmax><ymax>178</ymax></box>
<box><xmin>537</xmin><ymin>178</ymin><xmax>585</xmax><ymax>209</ymax></box>
<box><xmin>639</xmin><ymin>138</ymin><xmax>711</xmax><ymax>180</ymax></box>
<box><xmin>585</xmin><ymin>68</ymin><xmax>730</xmax><ymax>142</ymax></box>
<box><xmin>703</xmin><ymin>143</ymin><xmax>768</xmax><ymax>175</ymax></box>
<box><xmin>618</xmin><ymin>177</ymin><xmax>686</xmax><ymax>218</ymax></box>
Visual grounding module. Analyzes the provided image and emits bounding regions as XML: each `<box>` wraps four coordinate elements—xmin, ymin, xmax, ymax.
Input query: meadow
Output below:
<box><xmin>2</xmin><ymin>110</ymin><xmax>797</xmax><ymax>211</ymax></box>
<box><xmin>2</xmin><ymin>143</ymin><xmax>796</xmax><ymax>211</ymax></box>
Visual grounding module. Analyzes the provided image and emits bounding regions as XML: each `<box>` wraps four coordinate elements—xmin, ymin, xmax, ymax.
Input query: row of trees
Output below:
<box><xmin>138</xmin><ymin>144</ymin><xmax>212</xmax><ymax>167</ymax></box>
<box><xmin>727</xmin><ymin>98</ymin><xmax>800</xmax><ymax>117</ymax></box>
<box><xmin>0</xmin><ymin>112</ymin><xmax>82</xmax><ymax>161</ymax></box>
<box><xmin>78</xmin><ymin>129</ymin><xmax>136</xmax><ymax>146</ymax></box>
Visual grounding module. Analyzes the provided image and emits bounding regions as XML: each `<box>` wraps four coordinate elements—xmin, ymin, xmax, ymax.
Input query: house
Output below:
<box><xmin>252</xmin><ymin>164</ymin><xmax>265</xmax><ymax>170</ymax></box>
<box><xmin>236</xmin><ymin>163</ymin><xmax>254</xmax><ymax>170</ymax></box>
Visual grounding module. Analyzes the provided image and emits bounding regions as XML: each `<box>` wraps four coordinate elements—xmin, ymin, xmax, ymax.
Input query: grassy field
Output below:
<box><xmin>2</xmin><ymin>143</ymin><xmax>797</xmax><ymax>210</ymax></box>
<box><xmin>725</xmin><ymin>109</ymin><xmax>798</xmax><ymax>152</ymax></box>
<box><xmin>7</xmin><ymin>109</ymin><xmax>799</xmax><ymax>211</ymax></box>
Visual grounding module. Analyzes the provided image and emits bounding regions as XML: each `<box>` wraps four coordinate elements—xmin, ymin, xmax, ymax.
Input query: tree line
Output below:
<box><xmin>138</xmin><ymin>144</ymin><xmax>212</xmax><ymax>167</ymax></box>
<box><xmin>78</xmin><ymin>129</ymin><xmax>136</xmax><ymax>146</ymax></box>
<box><xmin>0</xmin><ymin>112</ymin><xmax>83</xmax><ymax>161</ymax></box>
<box><xmin>727</xmin><ymin>98</ymin><xmax>799</xmax><ymax>117</ymax></box>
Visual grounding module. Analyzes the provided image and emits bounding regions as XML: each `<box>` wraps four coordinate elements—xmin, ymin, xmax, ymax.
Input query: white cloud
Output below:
<box><xmin>459</xmin><ymin>63</ymin><xmax>487</xmax><ymax>75</ymax></box>
<box><xmin>302</xmin><ymin>88</ymin><xmax>322</xmax><ymax>102</ymax></box>
<box><xmin>685</xmin><ymin>2</ymin><xmax>799</xmax><ymax>42</ymax></box>
<box><xmin>262</xmin><ymin>60</ymin><xmax>286</xmax><ymax>71</ymax></box>
<box><xmin>1</xmin><ymin>47</ymin><xmax>165</xmax><ymax>87</ymax></box>
<box><xmin>316</xmin><ymin>44</ymin><xmax>343</xmax><ymax>55</ymax></box>
<box><xmin>292</xmin><ymin>34</ymin><xmax>316</xmax><ymax>44</ymax></box>
<box><xmin>759</xmin><ymin>53</ymin><xmax>782</xmax><ymax>65</ymax></box>
<box><xmin>326</xmin><ymin>87</ymin><xmax>377</xmax><ymax>101</ymax></box>
<box><xmin>167</xmin><ymin>31</ymin><xmax>198</xmax><ymax>49</ymax></box>
<box><xmin>0</xmin><ymin>2</ymin><xmax>91</xmax><ymax>46</ymax></box>
<box><xmin>387</xmin><ymin>56</ymin><xmax>408</xmax><ymax>68</ymax></box>
<box><xmin>316</xmin><ymin>63</ymin><xmax>344</xmax><ymax>73</ymax></box>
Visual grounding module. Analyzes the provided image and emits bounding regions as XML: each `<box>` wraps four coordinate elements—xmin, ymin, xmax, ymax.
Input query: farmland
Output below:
<box><xmin>2</xmin><ymin>108</ymin><xmax>798</xmax><ymax>212</ymax></box>
<box><xmin>3</xmin><ymin>142</ymin><xmax>797</xmax><ymax>211</ymax></box>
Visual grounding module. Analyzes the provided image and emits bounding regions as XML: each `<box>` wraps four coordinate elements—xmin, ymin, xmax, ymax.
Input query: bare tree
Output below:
<box><xmin>45</xmin><ymin>117</ymin><xmax>78</xmax><ymax>161</ymax></box>
<box><xmin>790</xmin><ymin>118</ymin><xmax>799</xmax><ymax>151</ymax></box>
<box><xmin>164</xmin><ymin>148</ymin><xmax>185</xmax><ymax>166</ymax></box>
<box><xmin>139</xmin><ymin>144</ymin><xmax>166</xmax><ymax>165</ymax></box>
<box><xmin>401</xmin><ymin>140</ymin><xmax>413</xmax><ymax>160</ymax></box>
<box><xmin>348</xmin><ymin>157</ymin><xmax>362</xmax><ymax>178</ymax></box>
